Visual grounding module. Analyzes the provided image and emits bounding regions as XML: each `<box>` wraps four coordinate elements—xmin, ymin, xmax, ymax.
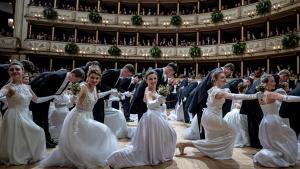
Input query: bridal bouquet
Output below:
<box><xmin>70</xmin><ymin>83</ymin><xmax>81</xmax><ymax>95</ymax></box>
<box><xmin>256</xmin><ymin>83</ymin><xmax>266</xmax><ymax>92</ymax></box>
<box><xmin>158</xmin><ymin>85</ymin><xmax>170</xmax><ymax>97</ymax></box>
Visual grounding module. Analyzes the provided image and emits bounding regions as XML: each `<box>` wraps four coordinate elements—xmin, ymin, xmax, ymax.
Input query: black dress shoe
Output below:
<box><xmin>126</xmin><ymin>119</ymin><xmax>134</xmax><ymax>122</ymax></box>
<box><xmin>47</xmin><ymin>139</ymin><xmax>58</xmax><ymax>145</ymax></box>
<box><xmin>46</xmin><ymin>141</ymin><xmax>56</xmax><ymax>148</ymax></box>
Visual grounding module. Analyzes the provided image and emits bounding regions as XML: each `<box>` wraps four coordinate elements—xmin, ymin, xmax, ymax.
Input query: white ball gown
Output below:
<box><xmin>192</xmin><ymin>87</ymin><xmax>236</xmax><ymax>159</ymax></box>
<box><xmin>223</xmin><ymin>100</ymin><xmax>250</xmax><ymax>147</ymax></box>
<box><xmin>254</xmin><ymin>100</ymin><xmax>299</xmax><ymax>167</ymax></box>
<box><xmin>104</xmin><ymin>95</ymin><xmax>135</xmax><ymax>139</ymax></box>
<box><xmin>183</xmin><ymin>114</ymin><xmax>201</xmax><ymax>140</ymax></box>
<box><xmin>49</xmin><ymin>93</ymin><xmax>71</xmax><ymax>141</ymax></box>
<box><xmin>41</xmin><ymin>84</ymin><xmax>118</xmax><ymax>168</ymax></box>
<box><xmin>0</xmin><ymin>84</ymin><xmax>46</xmax><ymax>165</ymax></box>
<box><xmin>107</xmin><ymin>91</ymin><xmax>177</xmax><ymax>168</ymax></box>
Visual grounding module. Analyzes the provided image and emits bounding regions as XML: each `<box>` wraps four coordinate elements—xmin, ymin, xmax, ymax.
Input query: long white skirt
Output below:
<box><xmin>183</xmin><ymin>114</ymin><xmax>201</xmax><ymax>140</ymax></box>
<box><xmin>254</xmin><ymin>114</ymin><xmax>299</xmax><ymax>167</ymax></box>
<box><xmin>49</xmin><ymin>106</ymin><xmax>69</xmax><ymax>141</ymax></box>
<box><xmin>41</xmin><ymin>108</ymin><xmax>118</xmax><ymax>168</ymax></box>
<box><xmin>107</xmin><ymin>108</ymin><xmax>177</xmax><ymax>168</ymax></box>
<box><xmin>223</xmin><ymin>108</ymin><xmax>250</xmax><ymax>147</ymax></box>
<box><xmin>104</xmin><ymin>107</ymin><xmax>135</xmax><ymax>139</ymax></box>
<box><xmin>0</xmin><ymin>108</ymin><xmax>46</xmax><ymax>165</ymax></box>
<box><xmin>192</xmin><ymin>109</ymin><xmax>235</xmax><ymax>159</ymax></box>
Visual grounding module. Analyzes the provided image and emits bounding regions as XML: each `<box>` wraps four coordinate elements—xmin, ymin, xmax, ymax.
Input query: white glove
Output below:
<box><xmin>282</xmin><ymin>95</ymin><xmax>300</xmax><ymax>102</ymax></box>
<box><xmin>34</xmin><ymin>95</ymin><xmax>57</xmax><ymax>103</ymax></box>
<box><xmin>158</xmin><ymin>95</ymin><xmax>166</xmax><ymax>104</ymax></box>
<box><xmin>110</xmin><ymin>89</ymin><xmax>118</xmax><ymax>96</ymax></box>
<box><xmin>124</xmin><ymin>91</ymin><xmax>133</xmax><ymax>97</ymax></box>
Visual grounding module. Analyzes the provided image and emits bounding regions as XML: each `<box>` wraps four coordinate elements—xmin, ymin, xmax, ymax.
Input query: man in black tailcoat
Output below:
<box><xmin>129</xmin><ymin>62</ymin><xmax>177</xmax><ymax>120</ymax></box>
<box><xmin>30</xmin><ymin>68</ymin><xmax>85</xmax><ymax>148</ymax></box>
<box><xmin>93</xmin><ymin>64</ymin><xmax>135</xmax><ymax>123</ymax></box>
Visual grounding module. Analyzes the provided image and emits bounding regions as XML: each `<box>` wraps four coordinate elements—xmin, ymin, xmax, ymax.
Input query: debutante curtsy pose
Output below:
<box><xmin>177</xmin><ymin>70</ymin><xmax>260</xmax><ymax>160</ymax></box>
<box><xmin>107</xmin><ymin>70</ymin><xmax>177</xmax><ymax>168</ymax></box>
<box><xmin>40</xmin><ymin>67</ymin><xmax>118</xmax><ymax>169</ymax></box>
<box><xmin>0</xmin><ymin>61</ymin><xmax>56</xmax><ymax>165</ymax></box>
<box><xmin>254</xmin><ymin>74</ymin><xmax>300</xmax><ymax>168</ymax></box>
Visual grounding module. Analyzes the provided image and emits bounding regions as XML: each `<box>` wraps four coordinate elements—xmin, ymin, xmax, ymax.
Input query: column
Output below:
<box><xmin>266</xmin><ymin>20</ymin><xmax>270</xmax><ymax>37</ymax></box>
<box><xmin>297</xmin><ymin>13</ymin><xmax>300</xmax><ymax>31</ymax></box>
<box><xmin>96</xmin><ymin>30</ymin><xmax>99</xmax><ymax>42</ymax></box>
<box><xmin>135</xmin><ymin>62</ymin><xmax>138</xmax><ymax>74</ymax></box>
<box><xmin>115</xmin><ymin>62</ymin><xmax>118</xmax><ymax>69</ymax></box>
<box><xmin>54</xmin><ymin>0</ymin><xmax>57</xmax><ymax>8</ymax></box>
<box><xmin>118</xmin><ymin>1</ymin><xmax>121</xmax><ymax>14</ymax></box>
<box><xmin>155</xmin><ymin>62</ymin><xmax>158</xmax><ymax>68</ymax></box>
<box><xmin>197</xmin><ymin>0</ymin><xmax>200</xmax><ymax>13</ymax></box>
<box><xmin>116</xmin><ymin>32</ymin><xmax>119</xmax><ymax>45</ymax></box>
<box><xmin>297</xmin><ymin>56</ymin><xmax>299</xmax><ymax>74</ymax></box>
<box><xmin>50</xmin><ymin>58</ymin><xmax>53</xmax><ymax>71</ymax></box>
<box><xmin>157</xmin><ymin>2</ymin><xmax>160</xmax><ymax>16</ymax></box>
<box><xmin>241</xmin><ymin>0</ymin><xmax>244</xmax><ymax>6</ymax></box>
<box><xmin>156</xmin><ymin>33</ymin><xmax>159</xmax><ymax>45</ymax></box>
<box><xmin>241</xmin><ymin>25</ymin><xmax>244</xmax><ymax>41</ymax></box>
<box><xmin>219</xmin><ymin>0</ymin><xmax>222</xmax><ymax>10</ymax></box>
<box><xmin>76</xmin><ymin>0</ymin><xmax>79</xmax><ymax>10</ymax></box>
<box><xmin>196</xmin><ymin>32</ymin><xmax>199</xmax><ymax>45</ymax></box>
<box><xmin>74</xmin><ymin>28</ymin><xmax>77</xmax><ymax>43</ymax></box>
<box><xmin>176</xmin><ymin>32</ymin><xmax>179</xmax><ymax>46</ymax></box>
<box><xmin>51</xmin><ymin>26</ymin><xmax>55</xmax><ymax>41</ymax></box>
<box><xmin>137</xmin><ymin>2</ymin><xmax>140</xmax><ymax>15</ymax></box>
<box><xmin>177</xmin><ymin>2</ymin><xmax>180</xmax><ymax>15</ymax></box>
<box><xmin>267</xmin><ymin>58</ymin><xmax>270</xmax><ymax>73</ymax></box>
<box><xmin>196</xmin><ymin>62</ymin><xmax>199</xmax><ymax>76</ymax></box>
<box><xmin>241</xmin><ymin>60</ymin><xmax>244</xmax><ymax>77</ymax></box>
<box><xmin>13</xmin><ymin>0</ymin><xmax>25</xmax><ymax>39</ymax></box>
<box><xmin>28</xmin><ymin>24</ymin><xmax>32</xmax><ymax>38</ymax></box>
<box><xmin>72</xmin><ymin>59</ymin><xmax>75</xmax><ymax>69</ymax></box>
<box><xmin>218</xmin><ymin>29</ymin><xmax>221</xmax><ymax>44</ymax></box>
<box><xmin>97</xmin><ymin>0</ymin><xmax>101</xmax><ymax>12</ymax></box>
<box><xmin>136</xmin><ymin>32</ymin><xmax>139</xmax><ymax>45</ymax></box>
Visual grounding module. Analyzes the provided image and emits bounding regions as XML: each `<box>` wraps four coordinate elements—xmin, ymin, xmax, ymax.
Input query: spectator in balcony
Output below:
<box><xmin>141</xmin><ymin>8</ymin><xmax>145</xmax><ymax>15</ymax></box>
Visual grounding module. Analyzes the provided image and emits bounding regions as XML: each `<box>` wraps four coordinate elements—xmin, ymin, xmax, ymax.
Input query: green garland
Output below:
<box><xmin>282</xmin><ymin>33</ymin><xmax>300</xmax><ymax>49</ymax></box>
<box><xmin>131</xmin><ymin>15</ymin><xmax>143</xmax><ymax>26</ymax></box>
<box><xmin>189</xmin><ymin>46</ymin><xmax>202</xmax><ymax>58</ymax></box>
<box><xmin>170</xmin><ymin>15</ymin><xmax>182</xmax><ymax>26</ymax></box>
<box><xmin>232</xmin><ymin>42</ymin><xmax>246</xmax><ymax>55</ymax></box>
<box><xmin>108</xmin><ymin>45</ymin><xmax>121</xmax><ymax>56</ymax></box>
<box><xmin>88</xmin><ymin>12</ymin><xmax>102</xmax><ymax>23</ymax></box>
<box><xmin>211</xmin><ymin>10</ymin><xmax>224</xmax><ymax>23</ymax></box>
<box><xmin>43</xmin><ymin>7</ymin><xmax>58</xmax><ymax>20</ymax></box>
<box><xmin>256</xmin><ymin>0</ymin><xmax>272</xmax><ymax>16</ymax></box>
<box><xmin>65</xmin><ymin>43</ymin><xmax>79</xmax><ymax>55</ymax></box>
<box><xmin>150</xmin><ymin>46</ymin><xmax>162</xmax><ymax>58</ymax></box>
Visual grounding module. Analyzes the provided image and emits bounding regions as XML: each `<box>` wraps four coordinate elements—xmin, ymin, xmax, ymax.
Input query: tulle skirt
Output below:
<box><xmin>107</xmin><ymin>108</ymin><xmax>177</xmax><ymax>168</ymax></box>
<box><xmin>41</xmin><ymin>108</ymin><xmax>118</xmax><ymax>168</ymax></box>
<box><xmin>0</xmin><ymin>107</ymin><xmax>46</xmax><ymax>165</ymax></box>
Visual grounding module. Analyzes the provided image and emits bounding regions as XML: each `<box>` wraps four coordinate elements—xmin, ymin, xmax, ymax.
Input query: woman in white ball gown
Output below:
<box><xmin>107</xmin><ymin>70</ymin><xmax>177</xmax><ymax>168</ymax></box>
<box><xmin>41</xmin><ymin>67</ymin><xmax>118</xmax><ymax>168</ymax></box>
<box><xmin>253</xmin><ymin>74</ymin><xmax>300</xmax><ymax>167</ymax></box>
<box><xmin>223</xmin><ymin>82</ymin><xmax>250</xmax><ymax>147</ymax></box>
<box><xmin>104</xmin><ymin>93</ymin><xmax>135</xmax><ymax>139</ymax></box>
<box><xmin>177</xmin><ymin>70</ymin><xmax>259</xmax><ymax>160</ymax></box>
<box><xmin>0</xmin><ymin>61</ymin><xmax>56</xmax><ymax>165</ymax></box>
<box><xmin>49</xmin><ymin>92</ymin><xmax>73</xmax><ymax>141</ymax></box>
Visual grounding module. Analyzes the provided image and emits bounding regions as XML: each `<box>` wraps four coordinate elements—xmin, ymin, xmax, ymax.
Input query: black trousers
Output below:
<box><xmin>182</xmin><ymin>100</ymin><xmax>190</xmax><ymax>123</ymax></box>
<box><xmin>121</xmin><ymin>97</ymin><xmax>131</xmax><ymax>120</ymax></box>
<box><xmin>93</xmin><ymin>99</ymin><xmax>105</xmax><ymax>123</ymax></box>
<box><xmin>30</xmin><ymin>101</ymin><xmax>52</xmax><ymax>141</ymax></box>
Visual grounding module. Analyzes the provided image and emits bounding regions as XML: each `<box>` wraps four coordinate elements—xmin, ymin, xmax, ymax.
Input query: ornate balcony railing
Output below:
<box><xmin>0</xmin><ymin>37</ymin><xmax>19</xmax><ymax>49</ymax></box>
<box><xmin>25</xmin><ymin>1</ymin><xmax>300</xmax><ymax>29</ymax></box>
<box><xmin>21</xmin><ymin>32</ymin><xmax>300</xmax><ymax>60</ymax></box>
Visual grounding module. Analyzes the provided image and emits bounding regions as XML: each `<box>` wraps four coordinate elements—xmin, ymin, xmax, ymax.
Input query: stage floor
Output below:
<box><xmin>1</xmin><ymin>119</ymin><xmax>299</xmax><ymax>169</ymax></box>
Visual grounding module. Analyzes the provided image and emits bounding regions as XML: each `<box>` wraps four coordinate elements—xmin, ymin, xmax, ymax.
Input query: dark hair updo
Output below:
<box><xmin>144</xmin><ymin>70</ymin><xmax>157</xmax><ymax>80</ymax></box>
<box><xmin>9</xmin><ymin>60</ymin><xmax>24</xmax><ymax>70</ymax></box>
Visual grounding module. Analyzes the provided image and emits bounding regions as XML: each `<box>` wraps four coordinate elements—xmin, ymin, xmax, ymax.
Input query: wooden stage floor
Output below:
<box><xmin>1</xmin><ymin>119</ymin><xmax>299</xmax><ymax>169</ymax></box>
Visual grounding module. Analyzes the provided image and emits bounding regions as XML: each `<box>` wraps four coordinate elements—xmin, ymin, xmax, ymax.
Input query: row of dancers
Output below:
<box><xmin>0</xmin><ymin>60</ymin><xmax>300</xmax><ymax>168</ymax></box>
